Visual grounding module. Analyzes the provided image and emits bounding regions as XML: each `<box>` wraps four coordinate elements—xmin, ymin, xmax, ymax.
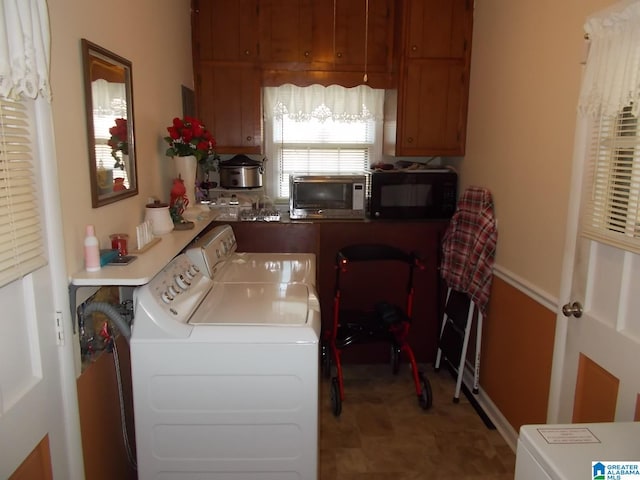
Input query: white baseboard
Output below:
<box><xmin>462</xmin><ymin>365</ymin><xmax>519</xmax><ymax>452</ymax></box>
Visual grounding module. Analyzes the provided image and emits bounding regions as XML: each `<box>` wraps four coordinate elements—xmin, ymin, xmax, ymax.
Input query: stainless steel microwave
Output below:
<box><xmin>367</xmin><ymin>168</ymin><xmax>458</xmax><ymax>219</ymax></box>
<box><xmin>289</xmin><ymin>174</ymin><xmax>367</xmax><ymax>220</ymax></box>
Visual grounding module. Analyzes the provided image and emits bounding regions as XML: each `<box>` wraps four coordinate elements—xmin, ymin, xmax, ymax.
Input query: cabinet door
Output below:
<box><xmin>312</xmin><ymin>0</ymin><xmax>394</xmax><ymax>72</ymax></box>
<box><xmin>333</xmin><ymin>0</ymin><xmax>394</xmax><ymax>72</ymax></box>
<box><xmin>194</xmin><ymin>0</ymin><xmax>259</xmax><ymax>62</ymax></box>
<box><xmin>197</xmin><ymin>64</ymin><xmax>262</xmax><ymax>153</ymax></box>
<box><xmin>397</xmin><ymin>60</ymin><xmax>468</xmax><ymax>155</ymax></box>
<box><xmin>406</xmin><ymin>0</ymin><xmax>471</xmax><ymax>59</ymax></box>
<box><xmin>259</xmin><ymin>0</ymin><xmax>313</xmax><ymax>65</ymax></box>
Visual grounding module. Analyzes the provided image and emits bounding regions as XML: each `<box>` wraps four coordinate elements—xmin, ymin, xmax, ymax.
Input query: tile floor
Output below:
<box><xmin>319</xmin><ymin>363</ymin><xmax>516</xmax><ymax>479</ymax></box>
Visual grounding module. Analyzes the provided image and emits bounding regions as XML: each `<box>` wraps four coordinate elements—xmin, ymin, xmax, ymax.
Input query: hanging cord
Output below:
<box><xmin>333</xmin><ymin>0</ymin><xmax>337</xmax><ymax>63</ymax></box>
<box><xmin>112</xmin><ymin>338</ymin><xmax>138</xmax><ymax>470</ymax></box>
<box><xmin>363</xmin><ymin>0</ymin><xmax>369</xmax><ymax>83</ymax></box>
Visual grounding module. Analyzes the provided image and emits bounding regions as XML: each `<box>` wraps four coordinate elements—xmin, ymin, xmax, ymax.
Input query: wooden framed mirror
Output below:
<box><xmin>82</xmin><ymin>39</ymin><xmax>138</xmax><ymax>207</ymax></box>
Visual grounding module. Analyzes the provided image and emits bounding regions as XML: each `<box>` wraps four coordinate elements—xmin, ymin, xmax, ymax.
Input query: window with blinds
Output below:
<box><xmin>0</xmin><ymin>98</ymin><xmax>46</xmax><ymax>287</ymax></box>
<box><xmin>582</xmin><ymin>105</ymin><xmax>640</xmax><ymax>253</ymax></box>
<box><xmin>273</xmin><ymin>115</ymin><xmax>375</xmax><ymax>198</ymax></box>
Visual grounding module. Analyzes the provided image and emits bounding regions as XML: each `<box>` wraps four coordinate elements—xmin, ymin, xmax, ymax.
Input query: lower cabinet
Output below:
<box><xmin>215</xmin><ymin>219</ymin><xmax>448</xmax><ymax>363</ymax></box>
<box><xmin>318</xmin><ymin>221</ymin><xmax>447</xmax><ymax>363</ymax></box>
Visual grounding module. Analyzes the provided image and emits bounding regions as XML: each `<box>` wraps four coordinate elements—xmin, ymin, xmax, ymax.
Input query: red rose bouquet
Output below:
<box><xmin>164</xmin><ymin>116</ymin><xmax>216</xmax><ymax>162</ymax></box>
<box><xmin>108</xmin><ymin>117</ymin><xmax>128</xmax><ymax>169</ymax></box>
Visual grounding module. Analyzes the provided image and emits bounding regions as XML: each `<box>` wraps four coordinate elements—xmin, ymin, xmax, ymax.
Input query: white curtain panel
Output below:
<box><xmin>264</xmin><ymin>84</ymin><xmax>384</xmax><ymax>122</ymax></box>
<box><xmin>91</xmin><ymin>79</ymin><xmax>127</xmax><ymax>116</ymax></box>
<box><xmin>579</xmin><ymin>0</ymin><xmax>640</xmax><ymax>117</ymax></box>
<box><xmin>0</xmin><ymin>0</ymin><xmax>51</xmax><ymax>100</ymax></box>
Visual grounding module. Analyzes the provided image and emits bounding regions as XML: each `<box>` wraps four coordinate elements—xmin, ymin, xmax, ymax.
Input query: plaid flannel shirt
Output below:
<box><xmin>440</xmin><ymin>187</ymin><xmax>497</xmax><ymax>314</ymax></box>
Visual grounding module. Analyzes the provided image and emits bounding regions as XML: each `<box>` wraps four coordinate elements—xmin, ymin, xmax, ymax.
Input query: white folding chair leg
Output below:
<box><xmin>453</xmin><ymin>302</ymin><xmax>474</xmax><ymax>403</ymax></box>
<box><xmin>434</xmin><ymin>287</ymin><xmax>452</xmax><ymax>370</ymax></box>
<box><xmin>472</xmin><ymin>310</ymin><xmax>483</xmax><ymax>394</ymax></box>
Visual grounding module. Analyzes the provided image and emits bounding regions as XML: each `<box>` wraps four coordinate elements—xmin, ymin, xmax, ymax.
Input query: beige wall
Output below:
<box><xmin>48</xmin><ymin>0</ymin><xmax>193</xmax><ymax>276</ymax></box>
<box><xmin>463</xmin><ymin>0</ymin><xmax>615</xmax><ymax>296</ymax></box>
<box><xmin>463</xmin><ymin>0</ymin><xmax>619</xmax><ymax>431</ymax></box>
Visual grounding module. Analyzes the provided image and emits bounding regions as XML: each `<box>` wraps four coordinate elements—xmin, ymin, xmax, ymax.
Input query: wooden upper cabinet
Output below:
<box><xmin>406</xmin><ymin>0</ymin><xmax>471</xmax><ymax>59</ymax></box>
<box><xmin>197</xmin><ymin>64</ymin><xmax>262</xmax><ymax>153</ymax></box>
<box><xmin>391</xmin><ymin>0</ymin><xmax>473</xmax><ymax>156</ymax></box>
<box><xmin>398</xmin><ymin>60</ymin><xmax>468</xmax><ymax>155</ymax></box>
<box><xmin>259</xmin><ymin>0</ymin><xmax>313</xmax><ymax>65</ymax></box>
<box><xmin>318</xmin><ymin>0</ymin><xmax>394</xmax><ymax>72</ymax></box>
<box><xmin>194</xmin><ymin>0</ymin><xmax>259</xmax><ymax>62</ymax></box>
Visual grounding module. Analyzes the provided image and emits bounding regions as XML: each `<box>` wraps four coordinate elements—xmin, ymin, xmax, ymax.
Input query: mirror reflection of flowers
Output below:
<box><xmin>108</xmin><ymin>117</ymin><xmax>128</xmax><ymax>169</ymax></box>
<box><xmin>164</xmin><ymin>116</ymin><xmax>216</xmax><ymax>162</ymax></box>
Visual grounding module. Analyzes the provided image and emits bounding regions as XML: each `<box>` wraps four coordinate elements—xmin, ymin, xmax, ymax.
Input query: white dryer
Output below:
<box><xmin>131</xmin><ymin>252</ymin><xmax>320</xmax><ymax>480</ymax></box>
<box><xmin>515</xmin><ymin>422</ymin><xmax>640</xmax><ymax>480</ymax></box>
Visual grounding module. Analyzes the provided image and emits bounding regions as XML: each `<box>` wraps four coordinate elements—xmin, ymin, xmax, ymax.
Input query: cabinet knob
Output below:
<box><xmin>411</xmin><ymin>45</ymin><xmax>418</xmax><ymax>52</ymax></box>
<box><xmin>244</xmin><ymin>49</ymin><xmax>251</xmax><ymax>56</ymax></box>
<box><xmin>336</xmin><ymin>52</ymin><xmax>343</xmax><ymax>58</ymax></box>
<box><xmin>304</xmin><ymin>51</ymin><xmax>310</xmax><ymax>58</ymax></box>
<box><xmin>407</xmin><ymin>137</ymin><xmax>414</xmax><ymax>144</ymax></box>
<box><xmin>246</xmin><ymin>136</ymin><xmax>252</xmax><ymax>142</ymax></box>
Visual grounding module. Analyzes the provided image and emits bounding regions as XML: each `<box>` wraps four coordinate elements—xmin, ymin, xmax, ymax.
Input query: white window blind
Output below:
<box><xmin>582</xmin><ymin>106</ymin><xmax>640</xmax><ymax>252</ymax></box>
<box><xmin>264</xmin><ymin>85</ymin><xmax>383</xmax><ymax>200</ymax></box>
<box><xmin>0</xmin><ymin>98</ymin><xmax>46</xmax><ymax>287</ymax></box>
<box><xmin>275</xmin><ymin>115</ymin><xmax>374</xmax><ymax>198</ymax></box>
<box><xmin>578</xmin><ymin>1</ymin><xmax>640</xmax><ymax>254</ymax></box>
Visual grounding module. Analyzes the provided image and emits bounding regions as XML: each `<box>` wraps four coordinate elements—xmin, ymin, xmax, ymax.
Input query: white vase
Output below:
<box><xmin>173</xmin><ymin>155</ymin><xmax>198</xmax><ymax>205</ymax></box>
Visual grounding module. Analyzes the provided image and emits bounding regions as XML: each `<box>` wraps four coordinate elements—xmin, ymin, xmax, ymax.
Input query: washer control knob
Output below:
<box><xmin>175</xmin><ymin>274</ymin><xmax>190</xmax><ymax>290</ymax></box>
<box><xmin>167</xmin><ymin>285</ymin><xmax>179</xmax><ymax>297</ymax></box>
<box><xmin>161</xmin><ymin>291</ymin><xmax>174</xmax><ymax>304</ymax></box>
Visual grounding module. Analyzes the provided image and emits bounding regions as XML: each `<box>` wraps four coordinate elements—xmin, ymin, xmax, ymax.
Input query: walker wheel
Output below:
<box><xmin>390</xmin><ymin>344</ymin><xmax>400</xmax><ymax>374</ymax></box>
<box><xmin>330</xmin><ymin>377</ymin><xmax>342</xmax><ymax>417</ymax></box>
<box><xmin>418</xmin><ymin>373</ymin><xmax>433</xmax><ymax>410</ymax></box>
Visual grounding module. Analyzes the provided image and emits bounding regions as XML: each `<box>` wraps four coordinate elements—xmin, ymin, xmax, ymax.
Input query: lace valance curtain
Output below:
<box><xmin>91</xmin><ymin>79</ymin><xmax>127</xmax><ymax>116</ymax></box>
<box><xmin>0</xmin><ymin>0</ymin><xmax>51</xmax><ymax>101</ymax></box>
<box><xmin>264</xmin><ymin>84</ymin><xmax>384</xmax><ymax>122</ymax></box>
<box><xmin>579</xmin><ymin>0</ymin><xmax>640</xmax><ymax>117</ymax></box>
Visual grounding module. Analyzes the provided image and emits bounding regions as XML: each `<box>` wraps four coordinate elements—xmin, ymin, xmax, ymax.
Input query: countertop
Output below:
<box><xmin>69</xmin><ymin>210</ymin><xmax>215</xmax><ymax>287</ymax></box>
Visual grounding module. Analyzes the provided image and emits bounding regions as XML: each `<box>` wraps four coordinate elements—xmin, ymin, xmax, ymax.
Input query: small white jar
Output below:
<box><xmin>144</xmin><ymin>201</ymin><xmax>174</xmax><ymax>235</ymax></box>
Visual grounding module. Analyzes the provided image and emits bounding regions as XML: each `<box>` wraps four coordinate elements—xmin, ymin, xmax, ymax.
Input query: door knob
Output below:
<box><xmin>562</xmin><ymin>301</ymin><xmax>583</xmax><ymax>318</ymax></box>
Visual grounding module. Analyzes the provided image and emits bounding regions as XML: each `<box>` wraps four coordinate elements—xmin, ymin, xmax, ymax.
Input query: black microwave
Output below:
<box><xmin>367</xmin><ymin>169</ymin><xmax>458</xmax><ymax>219</ymax></box>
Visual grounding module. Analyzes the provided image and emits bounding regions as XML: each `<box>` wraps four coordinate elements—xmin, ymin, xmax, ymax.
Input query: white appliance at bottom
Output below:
<box><xmin>131</xmin><ymin>253</ymin><xmax>320</xmax><ymax>480</ymax></box>
<box><xmin>515</xmin><ymin>422</ymin><xmax>640</xmax><ymax>480</ymax></box>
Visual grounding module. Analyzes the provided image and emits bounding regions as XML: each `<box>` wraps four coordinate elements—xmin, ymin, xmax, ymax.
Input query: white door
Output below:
<box><xmin>547</xmin><ymin>112</ymin><xmax>640</xmax><ymax>424</ymax></box>
<box><xmin>0</xmin><ymin>98</ymin><xmax>84</xmax><ymax>478</ymax></box>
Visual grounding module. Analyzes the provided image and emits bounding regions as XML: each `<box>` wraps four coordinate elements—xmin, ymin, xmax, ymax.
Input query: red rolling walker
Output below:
<box><xmin>321</xmin><ymin>244</ymin><xmax>433</xmax><ymax>416</ymax></box>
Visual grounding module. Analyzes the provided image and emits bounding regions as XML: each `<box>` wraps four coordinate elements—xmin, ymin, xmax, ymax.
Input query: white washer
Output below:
<box><xmin>131</xmin><ymin>253</ymin><xmax>320</xmax><ymax>480</ymax></box>
<box><xmin>186</xmin><ymin>224</ymin><xmax>316</xmax><ymax>287</ymax></box>
<box><xmin>515</xmin><ymin>422</ymin><xmax>640</xmax><ymax>480</ymax></box>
